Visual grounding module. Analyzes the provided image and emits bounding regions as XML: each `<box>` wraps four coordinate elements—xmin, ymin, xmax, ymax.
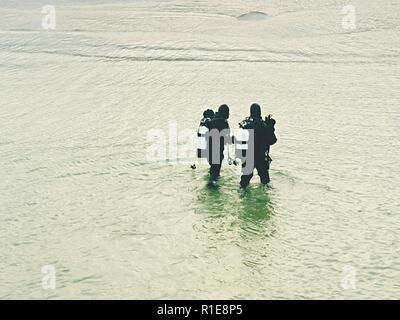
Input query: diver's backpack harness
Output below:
<box><xmin>235</xmin><ymin>115</ymin><xmax>276</xmax><ymax>166</ymax></box>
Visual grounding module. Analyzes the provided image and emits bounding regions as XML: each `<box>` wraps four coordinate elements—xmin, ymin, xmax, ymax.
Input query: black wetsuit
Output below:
<box><xmin>207</xmin><ymin>116</ymin><xmax>230</xmax><ymax>181</ymax></box>
<box><xmin>240</xmin><ymin>117</ymin><xmax>276</xmax><ymax>188</ymax></box>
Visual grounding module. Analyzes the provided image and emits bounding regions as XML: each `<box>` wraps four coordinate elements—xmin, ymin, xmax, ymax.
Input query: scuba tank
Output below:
<box><xmin>197</xmin><ymin>121</ymin><xmax>209</xmax><ymax>158</ymax></box>
<box><xmin>235</xmin><ymin>127</ymin><xmax>250</xmax><ymax>160</ymax></box>
<box><xmin>264</xmin><ymin>115</ymin><xmax>276</xmax><ymax>167</ymax></box>
<box><xmin>235</xmin><ymin>117</ymin><xmax>253</xmax><ymax>161</ymax></box>
<box><xmin>197</xmin><ymin>109</ymin><xmax>214</xmax><ymax>159</ymax></box>
<box><xmin>264</xmin><ymin>114</ymin><xmax>277</xmax><ymax>146</ymax></box>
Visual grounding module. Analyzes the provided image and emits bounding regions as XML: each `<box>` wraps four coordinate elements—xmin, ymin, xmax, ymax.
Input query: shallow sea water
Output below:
<box><xmin>1</xmin><ymin>0</ymin><xmax>399</xmax><ymax>299</ymax></box>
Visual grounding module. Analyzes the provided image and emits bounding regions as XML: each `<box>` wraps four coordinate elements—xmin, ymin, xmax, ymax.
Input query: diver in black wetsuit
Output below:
<box><xmin>207</xmin><ymin>104</ymin><xmax>230</xmax><ymax>184</ymax></box>
<box><xmin>238</xmin><ymin>103</ymin><xmax>277</xmax><ymax>188</ymax></box>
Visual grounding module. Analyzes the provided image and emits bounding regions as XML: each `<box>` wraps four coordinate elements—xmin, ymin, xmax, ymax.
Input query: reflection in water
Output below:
<box><xmin>196</xmin><ymin>176</ymin><xmax>276</xmax><ymax>239</ymax></box>
<box><xmin>239</xmin><ymin>186</ymin><xmax>274</xmax><ymax>224</ymax></box>
<box><xmin>237</xmin><ymin>186</ymin><xmax>277</xmax><ymax>273</ymax></box>
<box><xmin>198</xmin><ymin>183</ymin><xmax>226</xmax><ymax>218</ymax></box>
<box><xmin>195</xmin><ymin>178</ymin><xmax>277</xmax><ymax>276</ymax></box>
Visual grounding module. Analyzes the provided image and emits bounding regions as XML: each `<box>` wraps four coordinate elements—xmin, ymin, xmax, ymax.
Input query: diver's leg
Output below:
<box><xmin>240</xmin><ymin>162</ymin><xmax>254</xmax><ymax>188</ymax></box>
<box><xmin>256</xmin><ymin>160</ymin><xmax>270</xmax><ymax>184</ymax></box>
<box><xmin>215</xmin><ymin>163</ymin><xmax>222</xmax><ymax>178</ymax></box>
<box><xmin>240</xmin><ymin>173</ymin><xmax>253</xmax><ymax>188</ymax></box>
<box><xmin>210</xmin><ymin>164</ymin><xmax>221</xmax><ymax>181</ymax></box>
